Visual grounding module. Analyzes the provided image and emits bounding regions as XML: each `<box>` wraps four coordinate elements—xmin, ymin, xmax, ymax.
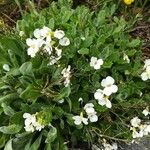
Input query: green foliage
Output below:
<box><xmin>0</xmin><ymin>0</ymin><xmax>149</xmax><ymax>149</ymax></box>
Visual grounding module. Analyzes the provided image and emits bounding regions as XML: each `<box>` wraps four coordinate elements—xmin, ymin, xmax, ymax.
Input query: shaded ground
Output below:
<box><xmin>131</xmin><ymin>21</ymin><xmax>150</xmax><ymax>59</ymax></box>
<box><xmin>118</xmin><ymin>137</ymin><xmax>150</xmax><ymax>150</ymax></box>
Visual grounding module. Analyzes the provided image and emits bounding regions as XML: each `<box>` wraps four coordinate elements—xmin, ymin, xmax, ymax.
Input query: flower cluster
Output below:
<box><xmin>94</xmin><ymin>76</ymin><xmax>118</xmax><ymax>108</ymax></box>
<box><xmin>26</xmin><ymin>26</ymin><xmax>70</xmax><ymax>65</ymax></box>
<box><xmin>72</xmin><ymin>102</ymin><xmax>98</xmax><ymax>125</ymax></box>
<box><xmin>141</xmin><ymin>59</ymin><xmax>150</xmax><ymax>81</ymax></box>
<box><xmin>130</xmin><ymin>117</ymin><xmax>150</xmax><ymax>138</ymax></box>
<box><xmin>90</xmin><ymin>57</ymin><xmax>103</xmax><ymax>70</ymax></box>
<box><xmin>61</xmin><ymin>65</ymin><xmax>71</xmax><ymax>87</ymax></box>
<box><xmin>23</xmin><ymin>113</ymin><xmax>45</xmax><ymax>132</ymax></box>
<box><xmin>84</xmin><ymin>103</ymin><xmax>98</xmax><ymax>122</ymax></box>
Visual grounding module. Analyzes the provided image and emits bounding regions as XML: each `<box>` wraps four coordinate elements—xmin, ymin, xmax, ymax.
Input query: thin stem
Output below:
<box><xmin>91</xmin><ymin>127</ymin><xmax>129</xmax><ymax>143</ymax></box>
<box><xmin>1</xmin><ymin>13</ymin><xmax>16</xmax><ymax>24</ymax></box>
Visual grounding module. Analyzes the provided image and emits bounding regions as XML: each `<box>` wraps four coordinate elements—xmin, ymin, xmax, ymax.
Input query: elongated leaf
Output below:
<box><xmin>45</xmin><ymin>125</ymin><xmax>57</xmax><ymax>143</ymax></box>
<box><xmin>0</xmin><ymin>93</ymin><xmax>18</xmax><ymax>104</ymax></box>
<box><xmin>1</xmin><ymin>103</ymin><xmax>15</xmax><ymax>116</ymax></box>
<box><xmin>45</xmin><ymin>143</ymin><xmax>52</xmax><ymax>150</ymax></box>
<box><xmin>0</xmin><ymin>135</ymin><xmax>5</xmax><ymax>148</ymax></box>
<box><xmin>54</xmin><ymin>86</ymin><xmax>71</xmax><ymax>101</ymax></box>
<box><xmin>19</xmin><ymin>62</ymin><xmax>34</xmax><ymax>77</ymax></box>
<box><xmin>4</xmin><ymin>139</ymin><xmax>13</xmax><ymax>150</ymax></box>
<box><xmin>0</xmin><ymin>124</ymin><xmax>21</xmax><ymax>134</ymax></box>
<box><xmin>20</xmin><ymin>85</ymin><xmax>41</xmax><ymax>103</ymax></box>
<box><xmin>78</xmin><ymin>48</ymin><xmax>89</xmax><ymax>55</ymax></box>
<box><xmin>29</xmin><ymin>133</ymin><xmax>43</xmax><ymax>150</ymax></box>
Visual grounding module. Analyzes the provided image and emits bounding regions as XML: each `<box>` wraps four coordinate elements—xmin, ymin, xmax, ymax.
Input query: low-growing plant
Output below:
<box><xmin>0</xmin><ymin>0</ymin><xmax>150</xmax><ymax>149</ymax></box>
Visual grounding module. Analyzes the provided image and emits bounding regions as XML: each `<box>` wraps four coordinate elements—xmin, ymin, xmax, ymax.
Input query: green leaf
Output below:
<box><xmin>97</xmin><ymin>10</ymin><xmax>106</xmax><ymax>25</ymax></box>
<box><xmin>45</xmin><ymin>125</ymin><xmax>57</xmax><ymax>143</ymax></box>
<box><xmin>8</xmin><ymin>49</ymin><xmax>19</xmax><ymax>67</ymax></box>
<box><xmin>4</xmin><ymin>139</ymin><xmax>13</xmax><ymax>150</ymax></box>
<box><xmin>48</xmin><ymin>18</ymin><xmax>55</xmax><ymax>30</ymax></box>
<box><xmin>0</xmin><ymin>36</ymin><xmax>24</xmax><ymax>58</ymax></box>
<box><xmin>54</xmin><ymin>86</ymin><xmax>71</xmax><ymax>101</ymax></box>
<box><xmin>0</xmin><ymin>124</ymin><xmax>21</xmax><ymax>134</ymax></box>
<box><xmin>78</xmin><ymin>48</ymin><xmax>89</xmax><ymax>55</ymax></box>
<box><xmin>1</xmin><ymin>103</ymin><xmax>15</xmax><ymax>116</ymax></box>
<box><xmin>0</xmin><ymin>93</ymin><xmax>19</xmax><ymax>104</ymax></box>
<box><xmin>82</xmin><ymin>37</ymin><xmax>93</xmax><ymax>48</ymax></box>
<box><xmin>45</xmin><ymin>143</ymin><xmax>52</xmax><ymax>150</ymax></box>
<box><xmin>113</xmin><ymin>25</ymin><xmax>123</xmax><ymax>34</ymax></box>
<box><xmin>13</xmin><ymin>132</ymin><xmax>32</xmax><ymax>150</ymax></box>
<box><xmin>19</xmin><ymin>62</ymin><xmax>34</xmax><ymax>77</ymax></box>
<box><xmin>20</xmin><ymin>85</ymin><xmax>41</xmax><ymax>103</ymax></box>
<box><xmin>0</xmin><ymin>135</ymin><xmax>5</xmax><ymax>148</ymax></box>
<box><xmin>29</xmin><ymin>133</ymin><xmax>43</xmax><ymax>150</ymax></box>
<box><xmin>128</xmin><ymin>39</ymin><xmax>141</xmax><ymax>48</ymax></box>
<box><xmin>66</xmin><ymin>97</ymin><xmax>72</xmax><ymax>112</ymax></box>
<box><xmin>10</xmin><ymin>112</ymin><xmax>23</xmax><ymax>125</ymax></box>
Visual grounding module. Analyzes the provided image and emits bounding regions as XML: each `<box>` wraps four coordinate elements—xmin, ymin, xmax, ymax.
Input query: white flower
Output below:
<box><xmin>101</xmin><ymin>76</ymin><xmax>118</xmax><ymax>96</ymax></box>
<box><xmin>58</xmin><ymin>99</ymin><xmax>64</xmax><ymax>103</ymax></box>
<box><xmin>88</xmin><ymin>112</ymin><xmax>98</xmax><ymax>122</ymax></box>
<box><xmin>94</xmin><ymin>89</ymin><xmax>104</xmax><ymax>100</ymax></box>
<box><xmin>90</xmin><ymin>57</ymin><xmax>103</xmax><ymax>70</ymax></box>
<box><xmin>23</xmin><ymin>113</ymin><xmax>45</xmax><ymax>132</ymax></box>
<box><xmin>23</xmin><ymin>113</ymin><xmax>36</xmax><ymax>132</ymax></box>
<box><xmin>131</xmin><ymin>128</ymin><xmax>142</xmax><ymax>138</ymax></box>
<box><xmin>61</xmin><ymin>65</ymin><xmax>71</xmax><ymax>77</ymax></box>
<box><xmin>64</xmin><ymin>78</ymin><xmax>70</xmax><ymax>87</ymax></box>
<box><xmin>33</xmin><ymin>28</ymin><xmax>42</xmax><ymax>39</ymax></box>
<box><xmin>141</xmin><ymin>66</ymin><xmax>150</xmax><ymax>81</ymax></box>
<box><xmin>84</xmin><ymin>103</ymin><xmax>95</xmax><ymax>114</ymax></box>
<box><xmin>72</xmin><ymin>113</ymin><xmax>88</xmax><ymax>125</ymax></box>
<box><xmin>54</xmin><ymin>30</ymin><xmax>65</xmax><ymax>39</ymax></box>
<box><xmin>43</xmin><ymin>44</ymin><xmax>53</xmax><ymax>55</ymax></box>
<box><xmin>3</xmin><ymin>64</ymin><xmax>10</xmax><ymax>72</ymax></box>
<box><xmin>19</xmin><ymin>31</ymin><xmax>25</xmax><ymax>37</ymax></box>
<box><xmin>84</xmin><ymin>103</ymin><xmax>98</xmax><ymax>122</ymax></box>
<box><xmin>48</xmin><ymin>56</ymin><xmax>61</xmax><ymax>65</ymax></box>
<box><xmin>23</xmin><ymin>113</ymin><xmax>36</xmax><ymax>126</ymax></box>
<box><xmin>144</xmin><ymin>125</ymin><xmax>150</xmax><ymax>133</ymax></box>
<box><xmin>102</xmin><ymin>140</ymin><xmax>118</xmax><ymax>150</ymax></box>
<box><xmin>61</xmin><ymin>65</ymin><xmax>71</xmax><ymax>87</ymax></box>
<box><xmin>123</xmin><ymin>54</ymin><xmax>130</xmax><ymax>63</ymax></box>
<box><xmin>24</xmin><ymin>124</ymin><xmax>35</xmax><ymax>132</ymax></box>
<box><xmin>130</xmin><ymin>117</ymin><xmax>141</xmax><ymax>127</ymax></box>
<box><xmin>55</xmin><ymin>47</ymin><xmax>62</xmax><ymax>57</ymax></box>
<box><xmin>141</xmin><ymin>72</ymin><xmax>149</xmax><ymax>81</ymax></box>
<box><xmin>34</xmin><ymin>27</ymin><xmax>52</xmax><ymax>44</ymax></box>
<box><xmin>98</xmin><ymin>96</ymin><xmax>112</xmax><ymax>108</ymax></box>
<box><xmin>40</xmin><ymin>26</ymin><xmax>52</xmax><ymax>43</ymax></box>
<box><xmin>78</xmin><ymin>97</ymin><xmax>83</xmax><ymax>102</ymax></box>
<box><xmin>142</xmin><ymin>108</ymin><xmax>149</xmax><ymax>116</ymax></box>
<box><xmin>59</xmin><ymin>37</ymin><xmax>70</xmax><ymax>46</ymax></box>
<box><xmin>139</xmin><ymin>125</ymin><xmax>150</xmax><ymax>136</ymax></box>
<box><xmin>112</xmin><ymin>143</ymin><xmax>118</xmax><ymax>150</ymax></box>
<box><xmin>144</xmin><ymin>59</ymin><xmax>150</xmax><ymax>68</ymax></box>
<box><xmin>34</xmin><ymin>122</ymin><xmax>45</xmax><ymax>131</ymax></box>
<box><xmin>26</xmin><ymin>38</ymin><xmax>43</xmax><ymax>57</ymax></box>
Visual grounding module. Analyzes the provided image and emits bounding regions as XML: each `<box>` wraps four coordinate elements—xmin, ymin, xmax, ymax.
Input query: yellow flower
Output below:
<box><xmin>123</xmin><ymin>0</ymin><xmax>134</xmax><ymax>5</ymax></box>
